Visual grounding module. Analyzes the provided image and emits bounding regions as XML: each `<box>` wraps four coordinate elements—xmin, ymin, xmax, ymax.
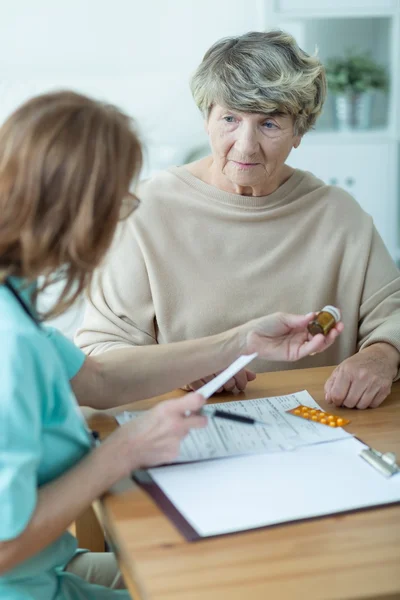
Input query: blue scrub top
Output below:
<box><xmin>0</xmin><ymin>280</ymin><xmax>130</xmax><ymax>599</ymax></box>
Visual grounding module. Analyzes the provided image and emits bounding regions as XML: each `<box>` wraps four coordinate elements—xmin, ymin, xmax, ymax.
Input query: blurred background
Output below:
<box><xmin>0</xmin><ymin>0</ymin><xmax>399</xmax><ymax>334</ymax></box>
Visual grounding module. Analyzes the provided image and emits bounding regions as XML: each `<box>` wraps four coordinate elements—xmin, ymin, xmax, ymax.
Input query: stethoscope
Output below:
<box><xmin>4</xmin><ymin>278</ymin><xmax>41</xmax><ymax>327</ymax></box>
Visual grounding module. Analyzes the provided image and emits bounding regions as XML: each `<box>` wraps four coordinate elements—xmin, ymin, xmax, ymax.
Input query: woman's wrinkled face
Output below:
<box><xmin>206</xmin><ymin>104</ymin><xmax>301</xmax><ymax>193</ymax></box>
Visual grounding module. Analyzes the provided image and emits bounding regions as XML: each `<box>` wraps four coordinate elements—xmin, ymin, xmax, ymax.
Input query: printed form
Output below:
<box><xmin>116</xmin><ymin>390</ymin><xmax>351</xmax><ymax>463</ymax></box>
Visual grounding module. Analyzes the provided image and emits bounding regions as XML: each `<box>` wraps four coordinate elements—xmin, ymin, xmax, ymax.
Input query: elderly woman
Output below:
<box><xmin>76</xmin><ymin>30</ymin><xmax>400</xmax><ymax>410</ymax></box>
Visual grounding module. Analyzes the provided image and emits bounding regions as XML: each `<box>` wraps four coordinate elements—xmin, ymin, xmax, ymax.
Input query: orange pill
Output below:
<box><xmin>310</xmin><ymin>409</ymin><xmax>317</xmax><ymax>415</ymax></box>
<box><xmin>328</xmin><ymin>415</ymin><xmax>336</xmax><ymax>421</ymax></box>
<box><xmin>294</xmin><ymin>409</ymin><xmax>301</xmax><ymax>415</ymax></box>
<box><xmin>301</xmin><ymin>406</ymin><xmax>309</xmax><ymax>412</ymax></box>
<box><xmin>302</xmin><ymin>413</ymin><xmax>310</xmax><ymax>419</ymax></box>
<box><xmin>320</xmin><ymin>418</ymin><xmax>327</xmax><ymax>424</ymax></box>
<box><xmin>311</xmin><ymin>416</ymin><xmax>318</xmax><ymax>421</ymax></box>
<box><xmin>337</xmin><ymin>418</ymin><xmax>344</xmax><ymax>426</ymax></box>
<box><xmin>329</xmin><ymin>421</ymin><xmax>337</xmax><ymax>427</ymax></box>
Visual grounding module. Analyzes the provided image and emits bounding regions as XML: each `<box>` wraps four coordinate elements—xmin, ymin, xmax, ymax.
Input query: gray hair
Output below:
<box><xmin>190</xmin><ymin>30</ymin><xmax>326</xmax><ymax>135</ymax></box>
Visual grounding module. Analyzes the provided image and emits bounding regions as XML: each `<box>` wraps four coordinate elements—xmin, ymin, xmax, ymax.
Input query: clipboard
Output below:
<box><xmin>132</xmin><ymin>437</ymin><xmax>400</xmax><ymax>541</ymax></box>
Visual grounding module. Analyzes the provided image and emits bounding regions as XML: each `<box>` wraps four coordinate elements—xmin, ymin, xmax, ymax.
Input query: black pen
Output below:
<box><xmin>202</xmin><ymin>408</ymin><xmax>269</xmax><ymax>426</ymax></box>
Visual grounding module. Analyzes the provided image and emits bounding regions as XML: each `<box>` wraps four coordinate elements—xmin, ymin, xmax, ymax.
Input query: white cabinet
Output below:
<box><xmin>261</xmin><ymin>0</ymin><xmax>400</xmax><ymax>261</ymax></box>
<box><xmin>287</xmin><ymin>139</ymin><xmax>398</xmax><ymax>257</ymax></box>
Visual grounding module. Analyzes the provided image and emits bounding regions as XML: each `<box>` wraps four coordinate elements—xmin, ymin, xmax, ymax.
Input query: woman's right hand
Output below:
<box><xmin>239</xmin><ymin>311</ymin><xmax>343</xmax><ymax>362</ymax></box>
<box><xmin>107</xmin><ymin>392</ymin><xmax>207</xmax><ymax>477</ymax></box>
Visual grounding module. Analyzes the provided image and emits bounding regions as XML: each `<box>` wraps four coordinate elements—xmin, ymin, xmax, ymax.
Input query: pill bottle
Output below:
<box><xmin>307</xmin><ymin>305</ymin><xmax>341</xmax><ymax>336</ymax></box>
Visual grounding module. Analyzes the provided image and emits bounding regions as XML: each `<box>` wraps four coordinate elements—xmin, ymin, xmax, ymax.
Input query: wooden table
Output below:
<box><xmin>86</xmin><ymin>366</ymin><xmax>400</xmax><ymax>600</ymax></box>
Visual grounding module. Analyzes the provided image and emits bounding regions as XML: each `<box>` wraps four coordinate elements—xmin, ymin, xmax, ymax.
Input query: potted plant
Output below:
<box><xmin>325</xmin><ymin>51</ymin><xmax>388</xmax><ymax>130</ymax></box>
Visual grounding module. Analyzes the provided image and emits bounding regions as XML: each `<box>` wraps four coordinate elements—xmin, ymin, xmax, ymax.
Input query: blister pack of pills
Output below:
<box><xmin>287</xmin><ymin>405</ymin><xmax>350</xmax><ymax>428</ymax></box>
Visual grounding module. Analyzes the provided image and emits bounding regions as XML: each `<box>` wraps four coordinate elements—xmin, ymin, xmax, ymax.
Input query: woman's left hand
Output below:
<box><xmin>241</xmin><ymin>312</ymin><xmax>343</xmax><ymax>362</ymax></box>
<box><xmin>324</xmin><ymin>343</ymin><xmax>398</xmax><ymax>409</ymax></box>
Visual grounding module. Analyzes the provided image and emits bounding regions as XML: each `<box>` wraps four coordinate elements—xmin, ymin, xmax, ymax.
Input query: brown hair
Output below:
<box><xmin>0</xmin><ymin>90</ymin><xmax>142</xmax><ymax>318</ymax></box>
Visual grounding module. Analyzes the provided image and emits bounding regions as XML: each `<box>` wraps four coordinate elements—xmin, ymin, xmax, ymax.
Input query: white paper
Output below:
<box><xmin>116</xmin><ymin>390</ymin><xmax>352</xmax><ymax>462</ymax></box>
<box><xmin>197</xmin><ymin>352</ymin><xmax>258</xmax><ymax>399</ymax></box>
<box><xmin>148</xmin><ymin>437</ymin><xmax>400</xmax><ymax>538</ymax></box>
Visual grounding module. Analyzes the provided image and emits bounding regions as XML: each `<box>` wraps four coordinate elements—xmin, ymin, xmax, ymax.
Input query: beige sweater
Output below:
<box><xmin>76</xmin><ymin>167</ymin><xmax>400</xmax><ymax>373</ymax></box>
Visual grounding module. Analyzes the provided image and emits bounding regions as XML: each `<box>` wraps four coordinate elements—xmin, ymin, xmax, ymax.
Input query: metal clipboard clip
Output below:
<box><xmin>360</xmin><ymin>447</ymin><xmax>400</xmax><ymax>478</ymax></box>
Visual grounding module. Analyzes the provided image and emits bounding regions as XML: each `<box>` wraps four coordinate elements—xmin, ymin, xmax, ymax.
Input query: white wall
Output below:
<box><xmin>0</xmin><ymin>0</ymin><xmax>267</xmax><ymax>335</ymax></box>
<box><xmin>0</xmin><ymin>0</ymin><xmax>265</xmax><ymax>175</ymax></box>
<box><xmin>2</xmin><ymin>1</ymin><xmax>397</xmax><ymax>335</ymax></box>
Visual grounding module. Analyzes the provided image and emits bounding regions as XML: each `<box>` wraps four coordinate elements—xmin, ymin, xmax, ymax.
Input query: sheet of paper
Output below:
<box><xmin>116</xmin><ymin>390</ymin><xmax>352</xmax><ymax>463</ymax></box>
<box><xmin>148</xmin><ymin>437</ymin><xmax>400</xmax><ymax>538</ymax></box>
<box><xmin>197</xmin><ymin>352</ymin><xmax>258</xmax><ymax>399</ymax></box>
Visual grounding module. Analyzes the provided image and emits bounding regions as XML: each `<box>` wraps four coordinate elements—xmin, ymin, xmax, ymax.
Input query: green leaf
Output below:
<box><xmin>325</xmin><ymin>49</ymin><xmax>388</xmax><ymax>94</ymax></box>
